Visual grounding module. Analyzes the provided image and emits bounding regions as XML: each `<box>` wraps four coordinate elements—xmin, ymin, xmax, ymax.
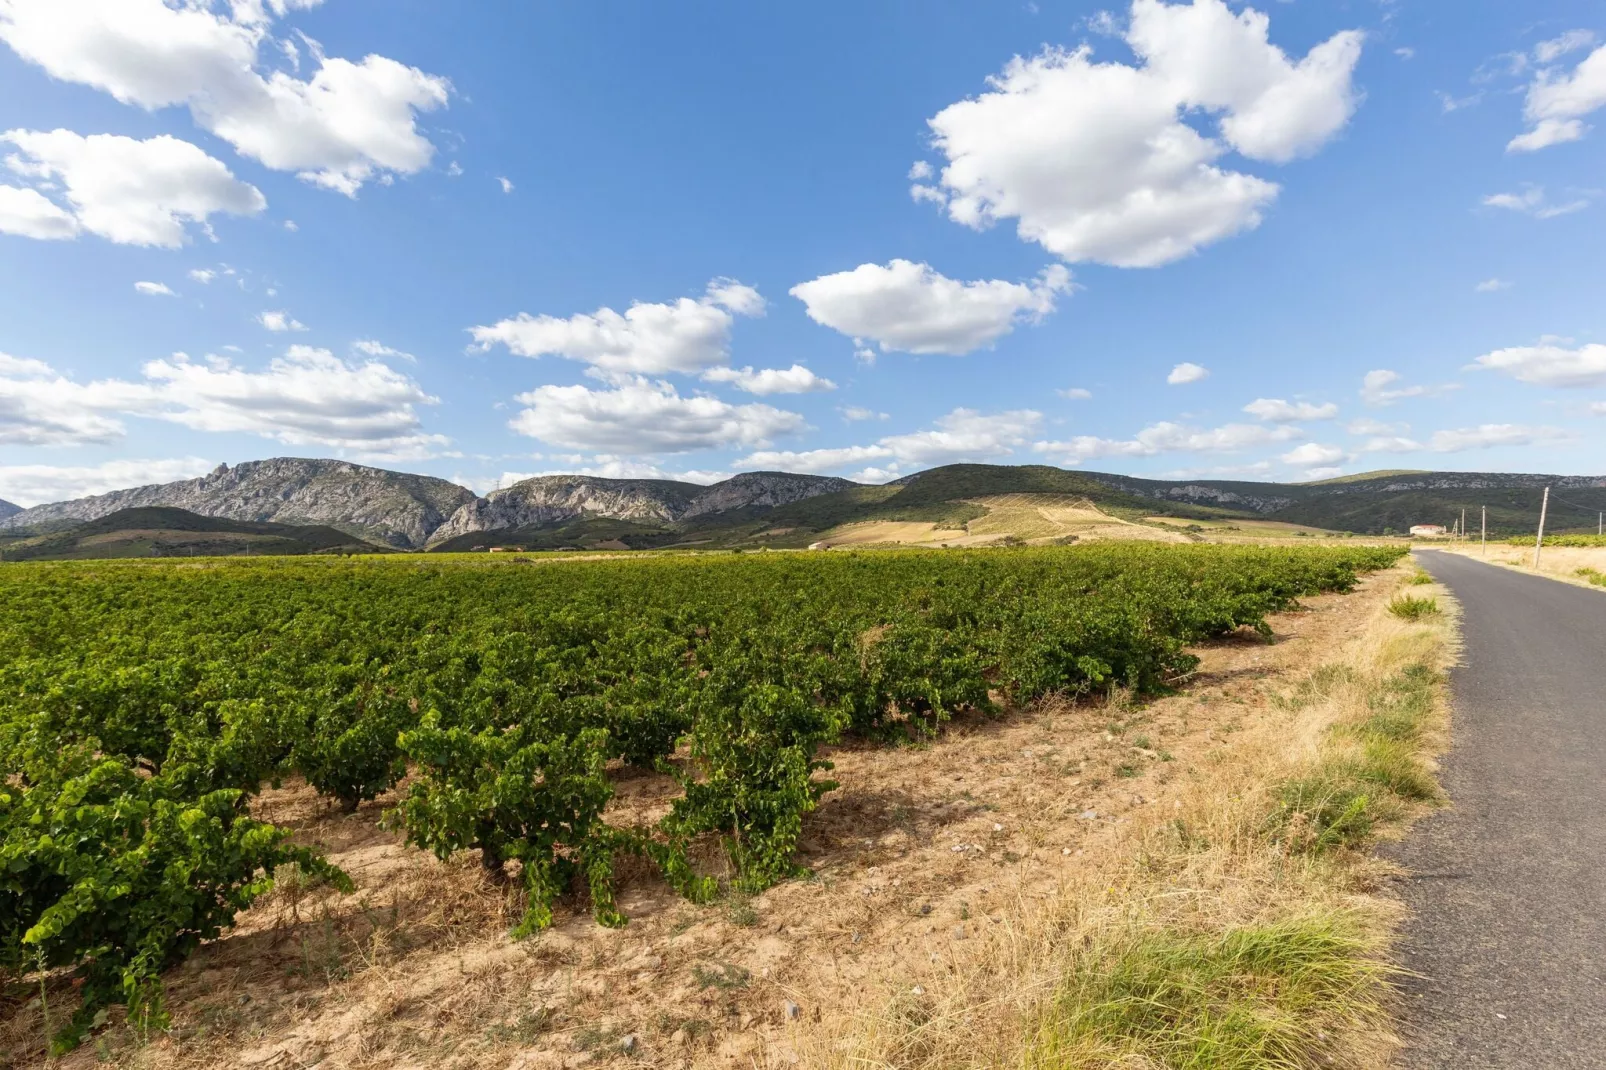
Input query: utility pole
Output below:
<box><xmin>1533</xmin><ymin>486</ymin><xmax>1550</xmax><ymax>569</ymax></box>
<box><xmin>1461</xmin><ymin>508</ymin><xmax>1467</xmax><ymax>542</ymax></box>
<box><xmin>1481</xmin><ymin>505</ymin><xmax>1487</xmax><ymax>556</ymax></box>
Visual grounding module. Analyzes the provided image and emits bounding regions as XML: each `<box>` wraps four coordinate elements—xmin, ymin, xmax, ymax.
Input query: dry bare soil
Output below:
<box><xmin>7</xmin><ymin>562</ymin><xmax>1449</xmax><ymax>1070</ymax></box>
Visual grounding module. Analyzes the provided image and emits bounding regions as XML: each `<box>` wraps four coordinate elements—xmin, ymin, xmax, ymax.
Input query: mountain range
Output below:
<box><xmin>2</xmin><ymin>458</ymin><xmax>1602</xmax><ymax>556</ymax></box>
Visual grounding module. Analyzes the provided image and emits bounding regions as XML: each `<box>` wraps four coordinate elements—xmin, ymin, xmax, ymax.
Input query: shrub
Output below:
<box><xmin>1387</xmin><ymin>595</ymin><xmax>1439</xmax><ymax>620</ymax></box>
<box><xmin>0</xmin><ymin>734</ymin><xmax>348</xmax><ymax>1052</ymax></box>
<box><xmin>397</xmin><ymin>719</ymin><xmax>625</xmax><ymax>932</ymax></box>
<box><xmin>1272</xmin><ymin>774</ymin><xmax>1373</xmax><ymax>853</ymax></box>
<box><xmin>1030</xmin><ymin>913</ymin><xmax>1390</xmax><ymax>1067</ymax></box>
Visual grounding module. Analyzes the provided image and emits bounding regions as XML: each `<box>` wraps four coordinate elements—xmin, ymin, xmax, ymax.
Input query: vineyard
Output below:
<box><xmin>0</xmin><ymin>543</ymin><xmax>1404</xmax><ymax>1052</ymax></box>
<box><xmin>1507</xmin><ymin>533</ymin><xmax>1606</xmax><ymax>548</ymax></box>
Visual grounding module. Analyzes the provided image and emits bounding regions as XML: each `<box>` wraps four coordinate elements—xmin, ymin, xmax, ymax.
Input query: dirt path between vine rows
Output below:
<box><xmin>12</xmin><ymin>570</ymin><xmax>1404</xmax><ymax>1070</ymax></box>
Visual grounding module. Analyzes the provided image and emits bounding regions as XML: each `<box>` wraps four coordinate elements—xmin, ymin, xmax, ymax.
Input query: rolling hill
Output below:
<box><xmin>0</xmin><ymin>507</ymin><xmax>388</xmax><ymax>561</ymax></box>
<box><xmin>1087</xmin><ymin>470</ymin><xmax>1606</xmax><ymax>536</ymax></box>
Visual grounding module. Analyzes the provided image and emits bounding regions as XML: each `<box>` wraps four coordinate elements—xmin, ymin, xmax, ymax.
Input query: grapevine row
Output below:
<box><xmin>0</xmin><ymin>542</ymin><xmax>1404</xmax><ymax>1047</ymax></box>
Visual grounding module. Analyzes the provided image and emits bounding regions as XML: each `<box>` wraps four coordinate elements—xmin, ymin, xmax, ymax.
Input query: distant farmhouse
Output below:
<box><xmin>1409</xmin><ymin>524</ymin><xmax>1448</xmax><ymax>538</ymax></box>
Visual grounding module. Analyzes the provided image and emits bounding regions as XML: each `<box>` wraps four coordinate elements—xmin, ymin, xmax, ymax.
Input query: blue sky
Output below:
<box><xmin>1</xmin><ymin>0</ymin><xmax>1603</xmax><ymax>506</ymax></box>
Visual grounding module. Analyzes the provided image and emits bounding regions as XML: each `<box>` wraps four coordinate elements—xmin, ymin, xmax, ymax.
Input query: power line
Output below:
<box><xmin>1546</xmin><ymin>491</ymin><xmax>1605</xmax><ymax>512</ymax></box>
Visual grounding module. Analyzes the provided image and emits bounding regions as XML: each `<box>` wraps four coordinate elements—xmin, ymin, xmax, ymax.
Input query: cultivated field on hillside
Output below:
<box><xmin>0</xmin><ymin>544</ymin><xmax>1405</xmax><ymax>1065</ymax></box>
<box><xmin>814</xmin><ymin>494</ymin><xmax>1192</xmax><ymax>548</ymax></box>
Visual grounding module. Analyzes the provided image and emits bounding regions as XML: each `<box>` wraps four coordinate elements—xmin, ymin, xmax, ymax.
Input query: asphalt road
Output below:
<box><xmin>1390</xmin><ymin>551</ymin><xmax>1606</xmax><ymax>1068</ymax></box>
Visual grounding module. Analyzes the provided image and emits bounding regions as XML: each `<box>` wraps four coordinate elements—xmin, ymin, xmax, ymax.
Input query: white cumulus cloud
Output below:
<box><xmin>491</xmin><ymin>459</ymin><xmax>731</xmax><ymax>487</ymax></box>
<box><xmin>470</xmin><ymin>279</ymin><xmax>765</xmax><ymax>376</ymax></box>
<box><xmin>1167</xmin><ymin>361</ymin><xmax>1209</xmax><ymax>384</ymax></box>
<box><xmin>353</xmin><ymin>338</ymin><xmax>416</xmax><ymax>362</ymax></box>
<box><xmin>1467</xmin><ymin>341</ymin><xmax>1606</xmax><ymax>388</ymax></box>
<box><xmin>134</xmin><ymin>280</ymin><xmax>177</xmax><ymax>296</ymax></box>
<box><xmin>1354</xmin><ymin>423</ymin><xmax>1573</xmax><ymax>454</ymax></box>
<box><xmin>1346</xmin><ymin>416</ymin><xmax>1405</xmax><ymax>436</ymax></box>
<box><xmin>919</xmin><ymin>0</ymin><xmax>1362</xmax><ymax>266</ymax></box>
<box><xmin>735</xmin><ymin>444</ymin><xmax>897</xmax><ymax>475</ymax></box>
<box><xmin>0</xmin><ymin>0</ymin><xmax>450</xmax><ymax>195</ymax></box>
<box><xmin>0</xmin><ymin>456</ymin><xmax>216</xmax><ymax>508</ymax></box>
<box><xmin>1509</xmin><ymin>38</ymin><xmax>1606</xmax><ymax>152</ymax></box>
<box><xmin>508</xmin><ymin>377</ymin><xmax>804</xmax><ymax>455</ymax></box>
<box><xmin>0</xmin><ymin>183</ymin><xmax>78</xmax><ymax>240</ymax></box>
<box><xmin>1243</xmin><ymin>397</ymin><xmax>1338</xmax><ymax>421</ymax></box>
<box><xmin>789</xmin><ymin>260</ymin><xmax>1071</xmax><ymax>356</ymax></box>
<box><xmin>133</xmin><ymin>346</ymin><xmax>446</xmax><ymax>456</ymax></box>
<box><xmin>1426</xmin><ymin>424</ymin><xmax>1572</xmax><ymax>453</ymax></box>
<box><xmin>1482</xmin><ymin>186</ymin><xmax>1589</xmax><ymax>218</ymax></box>
<box><xmin>0</xmin><ymin>346</ymin><xmax>445</xmax><ymax>457</ymax></box>
<box><xmin>0</xmin><ymin>351</ymin><xmax>132</xmax><ymax>445</ymax></box>
<box><xmin>1</xmin><ymin>129</ymin><xmax>264</xmax><ymax>246</ymax></box>
<box><xmin>1035</xmin><ymin>419</ymin><xmax>1300</xmax><ymax>464</ymax></box>
<box><xmin>1360</xmin><ymin>369</ymin><xmax>1455</xmax><ymax>406</ymax></box>
<box><xmin>258</xmin><ymin>310</ymin><xmax>307</xmax><ymax>332</ymax></box>
<box><xmin>740</xmin><ymin>408</ymin><xmax>1042</xmax><ymax>473</ymax></box>
<box><xmin>1280</xmin><ymin>442</ymin><xmax>1345</xmax><ymax>466</ymax></box>
<box><xmin>701</xmin><ymin>364</ymin><xmax>836</xmax><ymax>395</ymax></box>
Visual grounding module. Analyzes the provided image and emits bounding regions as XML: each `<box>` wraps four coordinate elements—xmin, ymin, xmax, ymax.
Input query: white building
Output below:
<box><xmin>1409</xmin><ymin>524</ymin><xmax>1448</xmax><ymax>538</ymax></box>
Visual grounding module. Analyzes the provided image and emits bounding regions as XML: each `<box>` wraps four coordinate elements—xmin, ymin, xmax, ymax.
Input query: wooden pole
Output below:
<box><xmin>1533</xmin><ymin>487</ymin><xmax>1550</xmax><ymax>569</ymax></box>
<box><xmin>1481</xmin><ymin>505</ymin><xmax>1486</xmax><ymax>556</ymax></box>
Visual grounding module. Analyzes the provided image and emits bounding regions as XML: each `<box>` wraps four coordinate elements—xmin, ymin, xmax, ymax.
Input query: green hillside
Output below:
<box><xmin>0</xmin><ymin>507</ymin><xmax>387</xmax><ymax>561</ymax></box>
<box><xmin>764</xmin><ymin>464</ymin><xmax>1223</xmax><ymax>530</ymax></box>
<box><xmin>1297</xmin><ymin>469</ymin><xmax>1430</xmax><ymax>486</ymax></box>
<box><xmin>1268</xmin><ymin>484</ymin><xmax>1606</xmax><ymax>536</ymax></box>
<box><xmin>1086</xmin><ymin>469</ymin><xmax>1605</xmax><ymax>537</ymax></box>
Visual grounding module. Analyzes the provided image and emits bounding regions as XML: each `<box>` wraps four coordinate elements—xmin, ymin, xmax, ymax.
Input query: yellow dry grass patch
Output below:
<box><xmin>816</xmin><ymin>496</ymin><xmax>1185</xmax><ymax>549</ymax></box>
<box><xmin>1436</xmin><ymin>544</ymin><xmax>1606</xmax><ymax>594</ymax></box>
<box><xmin>1145</xmin><ymin>516</ymin><xmax>1350</xmax><ymax>539</ymax></box>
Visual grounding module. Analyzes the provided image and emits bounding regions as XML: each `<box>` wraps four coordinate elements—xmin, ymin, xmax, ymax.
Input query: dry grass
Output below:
<box><xmin>815</xmin><ymin>496</ymin><xmax>1187</xmax><ymax>549</ymax></box>
<box><xmin>1437</xmin><ymin>544</ymin><xmax>1606</xmax><ymax>594</ymax></box>
<box><xmin>0</xmin><ymin>566</ymin><xmax>1447</xmax><ymax>1070</ymax></box>
<box><xmin>802</xmin><ymin>561</ymin><xmax>1455</xmax><ymax>1070</ymax></box>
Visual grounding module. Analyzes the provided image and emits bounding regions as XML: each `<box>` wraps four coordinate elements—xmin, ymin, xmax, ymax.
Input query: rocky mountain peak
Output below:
<box><xmin>427</xmin><ymin>470</ymin><xmax>855</xmax><ymax>544</ymax></box>
<box><xmin>681</xmin><ymin>471</ymin><xmax>855</xmax><ymax>517</ymax></box>
<box><xmin>0</xmin><ymin>457</ymin><xmax>477</xmax><ymax>549</ymax></box>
